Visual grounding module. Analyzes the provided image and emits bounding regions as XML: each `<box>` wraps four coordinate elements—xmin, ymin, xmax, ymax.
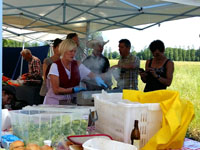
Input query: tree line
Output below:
<box><xmin>103</xmin><ymin>47</ymin><xmax>200</xmax><ymax>61</ymax></box>
<box><xmin>3</xmin><ymin>39</ymin><xmax>40</xmax><ymax>47</ymax></box>
<box><xmin>3</xmin><ymin>39</ymin><xmax>200</xmax><ymax>61</ymax></box>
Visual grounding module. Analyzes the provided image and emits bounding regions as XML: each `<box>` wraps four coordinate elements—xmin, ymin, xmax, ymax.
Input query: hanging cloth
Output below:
<box><xmin>123</xmin><ymin>89</ymin><xmax>194</xmax><ymax>150</ymax></box>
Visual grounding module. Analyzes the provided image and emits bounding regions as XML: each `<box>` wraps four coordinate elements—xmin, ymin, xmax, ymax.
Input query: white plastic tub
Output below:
<box><xmin>9</xmin><ymin>110</ymin><xmax>89</xmax><ymax>146</ymax></box>
<box><xmin>2</xmin><ymin>109</ymin><xmax>11</xmax><ymax>130</ymax></box>
<box><xmin>92</xmin><ymin>91</ymin><xmax>162</xmax><ymax>149</ymax></box>
<box><xmin>83</xmin><ymin>138</ymin><xmax>137</xmax><ymax>150</ymax></box>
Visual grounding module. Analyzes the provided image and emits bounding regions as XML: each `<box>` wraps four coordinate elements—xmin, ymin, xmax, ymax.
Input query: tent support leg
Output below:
<box><xmin>86</xmin><ymin>21</ymin><xmax>90</xmax><ymax>56</ymax></box>
<box><xmin>20</xmin><ymin>39</ymin><xmax>25</xmax><ymax>77</ymax></box>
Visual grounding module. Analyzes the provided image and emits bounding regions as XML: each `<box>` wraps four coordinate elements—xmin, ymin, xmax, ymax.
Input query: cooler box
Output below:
<box><xmin>92</xmin><ymin>92</ymin><xmax>162</xmax><ymax>148</ymax></box>
<box><xmin>9</xmin><ymin>110</ymin><xmax>89</xmax><ymax>146</ymax></box>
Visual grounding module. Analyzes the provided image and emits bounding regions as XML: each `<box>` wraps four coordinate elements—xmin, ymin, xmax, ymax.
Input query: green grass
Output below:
<box><xmin>109</xmin><ymin>59</ymin><xmax>200</xmax><ymax>141</ymax></box>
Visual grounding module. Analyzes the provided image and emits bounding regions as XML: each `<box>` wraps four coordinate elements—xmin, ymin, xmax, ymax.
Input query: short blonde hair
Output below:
<box><xmin>20</xmin><ymin>49</ymin><xmax>31</xmax><ymax>55</ymax></box>
<box><xmin>59</xmin><ymin>39</ymin><xmax>77</xmax><ymax>57</ymax></box>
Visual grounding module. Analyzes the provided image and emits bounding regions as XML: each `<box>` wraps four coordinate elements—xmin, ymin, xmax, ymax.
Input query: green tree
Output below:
<box><xmin>9</xmin><ymin>40</ymin><xmax>15</xmax><ymax>47</ymax></box>
<box><xmin>131</xmin><ymin>50</ymin><xmax>137</xmax><ymax>57</ymax></box>
<box><xmin>165</xmin><ymin>48</ymin><xmax>170</xmax><ymax>59</ymax></box>
<box><xmin>143</xmin><ymin>48</ymin><xmax>151</xmax><ymax>60</ymax></box>
<box><xmin>108</xmin><ymin>48</ymin><xmax>112</xmax><ymax>59</ymax></box>
<box><xmin>190</xmin><ymin>49</ymin><xmax>196</xmax><ymax>61</ymax></box>
<box><xmin>103</xmin><ymin>48</ymin><xmax>108</xmax><ymax>58</ymax></box>
<box><xmin>178</xmin><ymin>48</ymin><xmax>183</xmax><ymax>61</ymax></box>
<box><xmin>3</xmin><ymin>39</ymin><xmax>9</xmax><ymax>47</ymax></box>
<box><xmin>112</xmin><ymin>51</ymin><xmax>119</xmax><ymax>59</ymax></box>
<box><xmin>182</xmin><ymin>50</ymin><xmax>187</xmax><ymax>61</ymax></box>
<box><xmin>169</xmin><ymin>48</ymin><xmax>173</xmax><ymax>60</ymax></box>
<box><xmin>143</xmin><ymin>50</ymin><xmax>147</xmax><ymax>60</ymax></box>
<box><xmin>186</xmin><ymin>50</ymin><xmax>191</xmax><ymax>61</ymax></box>
<box><xmin>173</xmin><ymin>48</ymin><xmax>178</xmax><ymax>61</ymax></box>
<box><xmin>3</xmin><ymin>39</ymin><xmax>41</xmax><ymax>47</ymax></box>
<box><xmin>89</xmin><ymin>32</ymin><xmax>102</xmax><ymax>40</ymax></box>
<box><xmin>196</xmin><ymin>49</ymin><xmax>200</xmax><ymax>61</ymax></box>
<box><xmin>31</xmin><ymin>42</ymin><xmax>39</xmax><ymax>47</ymax></box>
<box><xmin>130</xmin><ymin>46</ymin><xmax>135</xmax><ymax>53</ymax></box>
<box><xmin>136</xmin><ymin>51</ymin><xmax>144</xmax><ymax>60</ymax></box>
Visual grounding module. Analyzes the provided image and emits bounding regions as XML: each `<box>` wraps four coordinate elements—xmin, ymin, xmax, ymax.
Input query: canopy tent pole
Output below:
<box><xmin>50</xmin><ymin>42</ymin><xmax>53</xmax><ymax>57</ymax></box>
<box><xmin>11</xmin><ymin>55</ymin><xmax>22</xmax><ymax>79</ymax></box>
<box><xmin>0</xmin><ymin>0</ymin><xmax>3</xmax><ymax>140</ymax></box>
<box><xmin>86</xmin><ymin>21</ymin><xmax>90</xmax><ymax>56</ymax></box>
<box><xmin>20</xmin><ymin>38</ymin><xmax>25</xmax><ymax>77</ymax></box>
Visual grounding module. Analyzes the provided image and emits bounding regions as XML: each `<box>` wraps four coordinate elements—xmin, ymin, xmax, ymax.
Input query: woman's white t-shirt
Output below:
<box><xmin>43</xmin><ymin>63</ymin><xmax>91</xmax><ymax>105</ymax></box>
<box><xmin>48</xmin><ymin>63</ymin><xmax>91</xmax><ymax>79</ymax></box>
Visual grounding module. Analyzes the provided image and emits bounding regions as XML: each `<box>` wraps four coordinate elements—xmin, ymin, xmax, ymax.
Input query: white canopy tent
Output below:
<box><xmin>2</xmin><ymin>26</ymin><xmax>67</xmax><ymax>43</ymax></box>
<box><xmin>3</xmin><ymin>0</ymin><xmax>200</xmax><ymax>42</ymax></box>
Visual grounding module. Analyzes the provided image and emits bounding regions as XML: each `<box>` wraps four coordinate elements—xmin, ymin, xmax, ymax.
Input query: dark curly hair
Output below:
<box><xmin>119</xmin><ymin>39</ymin><xmax>131</xmax><ymax>48</ymax></box>
<box><xmin>149</xmin><ymin>40</ymin><xmax>165</xmax><ymax>53</ymax></box>
<box><xmin>53</xmin><ymin>38</ymin><xmax>62</xmax><ymax>48</ymax></box>
<box><xmin>66</xmin><ymin>33</ymin><xmax>78</xmax><ymax>39</ymax></box>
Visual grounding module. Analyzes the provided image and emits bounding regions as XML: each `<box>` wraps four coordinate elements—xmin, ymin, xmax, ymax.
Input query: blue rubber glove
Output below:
<box><xmin>73</xmin><ymin>86</ymin><xmax>86</xmax><ymax>93</ymax></box>
<box><xmin>95</xmin><ymin>76</ymin><xmax>108</xmax><ymax>88</ymax></box>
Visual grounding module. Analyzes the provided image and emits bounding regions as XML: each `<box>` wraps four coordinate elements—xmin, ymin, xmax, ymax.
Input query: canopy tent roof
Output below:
<box><xmin>2</xmin><ymin>26</ymin><xmax>69</xmax><ymax>45</ymax></box>
<box><xmin>3</xmin><ymin>0</ymin><xmax>200</xmax><ymax>42</ymax></box>
<box><xmin>2</xmin><ymin>26</ymin><xmax>67</xmax><ymax>43</ymax></box>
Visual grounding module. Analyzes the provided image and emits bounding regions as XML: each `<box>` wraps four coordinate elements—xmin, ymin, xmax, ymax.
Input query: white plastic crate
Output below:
<box><xmin>93</xmin><ymin>91</ymin><xmax>162</xmax><ymax>148</ymax></box>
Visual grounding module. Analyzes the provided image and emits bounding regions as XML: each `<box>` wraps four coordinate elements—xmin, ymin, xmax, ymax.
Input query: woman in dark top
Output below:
<box><xmin>139</xmin><ymin>40</ymin><xmax>174</xmax><ymax>92</ymax></box>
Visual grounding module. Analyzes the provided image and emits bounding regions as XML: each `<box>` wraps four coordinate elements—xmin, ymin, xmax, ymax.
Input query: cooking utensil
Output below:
<box><xmin>81</xmin><ymin>79</ymin><xmax>109</xmax><ymax>91</ymax></box>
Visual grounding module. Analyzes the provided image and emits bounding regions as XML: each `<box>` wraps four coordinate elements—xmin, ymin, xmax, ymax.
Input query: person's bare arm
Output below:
<box><xmin>42</xmin><ymin>62</ymin><xmax>48</xmax><ymax>80</ymax></box>
<box><xmin>50</xmin><ymin>75</ymin><xmax>73</xmax><ymax>95</ymax></box>
<box><xmin>156</xmin><ymin>60</ymin><xmax>174</xmax><ymax>86</ymax></box>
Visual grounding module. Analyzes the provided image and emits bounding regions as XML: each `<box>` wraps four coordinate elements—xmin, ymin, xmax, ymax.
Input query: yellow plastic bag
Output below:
<box><xmin>123</xmin><ymin>89</ymin><xmax>194</xmax><ymax>150</ymax></box>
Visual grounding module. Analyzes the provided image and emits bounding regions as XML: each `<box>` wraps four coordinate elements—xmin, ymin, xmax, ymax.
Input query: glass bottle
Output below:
<box><xmin>131</xmin><ymin>120</ymin><xmax>140</xmax><ymax>149</ymax></box>
<box><xmin>87</xmin><ymin>110</ymin><xmax>98</xmax><ymax>134</ymax></box>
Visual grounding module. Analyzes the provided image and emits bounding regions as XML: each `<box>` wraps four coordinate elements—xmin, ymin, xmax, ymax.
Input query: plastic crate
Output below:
<box><xmin>23</xmin><ymin>105</ymin><xmax>95</xmax><ymax>114</ymax></box>
<box><xmin>9</xmin><ymin>110</ymin><xmax>89</xmax><ymax>146</ymax></box>
<box><xmin>92</xmin><ymin>92</ymin><xmax>162</xmax><ymax>148</ymax></box>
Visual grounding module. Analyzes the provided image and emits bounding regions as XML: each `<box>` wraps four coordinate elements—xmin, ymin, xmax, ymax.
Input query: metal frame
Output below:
<box><xmin>2</xmin><ymin>0</ymin><xmax>200</xmax><ymax>42</ymax></box>
<box><xmin>142</xmin><ymin>6</ymin><xmax>200</xmax><ymax>30</ymax></box>
<box><xmin>3</xmin><ymin>2</ymin><xmax>86</xmax><ymax>35</ymax></box>
<box><xmin>65</xmin><ymin>0</ymin><xmax>108</xmax><ymax>24</ymax></box>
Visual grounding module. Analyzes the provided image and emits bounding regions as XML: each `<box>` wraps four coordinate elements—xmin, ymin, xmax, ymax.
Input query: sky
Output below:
<box><xmin>102</xmin><ymin>17</ymin><xmax>200</xmax><ymax>52</ymax></box>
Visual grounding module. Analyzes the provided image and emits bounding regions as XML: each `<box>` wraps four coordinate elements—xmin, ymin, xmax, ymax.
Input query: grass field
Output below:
<box><xmin>109</xmin><ymin>59</ymin><xmax>200</xmax><ymax>141</ymax></box>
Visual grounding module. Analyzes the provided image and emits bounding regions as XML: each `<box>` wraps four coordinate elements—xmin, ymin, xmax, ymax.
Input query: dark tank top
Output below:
<box><xmin>144</xmin><ymin>59</ymin><xmax>170</xmax><ymax>92</ymax></box>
